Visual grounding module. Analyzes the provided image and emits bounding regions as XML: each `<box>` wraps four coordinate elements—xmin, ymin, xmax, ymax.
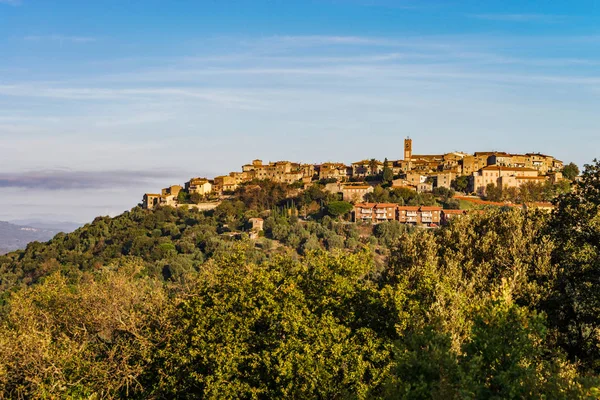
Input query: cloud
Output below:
<box><xmin>469</xmin><ymin>14</ymin><xmax>565</xmax><ymax>23</ymax></box>
<box><xmin>0</xmin><ymin>0</ymin><xmax>20</xmax><ymax>5</ymax></box>
<box><xmin>0</xmin><ymin>169</ymin><xmax>183</xmax><ymax>190</ymax></box>
<box><xmin>0</xmin><ymin>84</ymin><xmax>264</xmax><ymax>109</ymax></box>
<box><xmin>23</xmin><ymin>35</ymin><xmax>97</xmax><ymax>43</ymax></box>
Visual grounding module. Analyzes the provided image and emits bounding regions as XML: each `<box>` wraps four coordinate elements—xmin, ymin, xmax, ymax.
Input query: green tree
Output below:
<box><xmin>562</xmin><ymin>162</ymin><xmax>580</xmax><ymax>181</ymax></box>
<box><xmin>382</xmin><ymin>158</ymin><xmax>393</xmax><ymax>184</ymax></box>
<box><xmin>368</xmin><ymin>158</ymin><xmax>379</xmax><ymax>176</ymax></box>
<box><xmin>326</xmin><ymin>201</ymin><xmax>353</xmax><ymax>218</ymax></box>
<box><xmin>485</xmin><ymin>183</ymin><xmax>503</xmax><ymax>202</ymax></box>
<box><xmin>190</xmin><ymin>192</ymin><xmax>202</xmax><ymax>204</ymax></box>
<box><xmin>544</xmin><ymin>159</ymin><xmax>600</xmax><ymax>372</ymax></box>
<box><xmin>451</xmin><ymin>176</ymin><xmax>469</xmax><ymax>193</ymax></box>
<box><xmin>177</xmin><ymin>190</ymin><xmax>191</xmax><ymax>204</ymax></box>
<box><xmin>459</xmin><ymin>297</ymin><xmax>584</xmax><ymax>399</ymax></box>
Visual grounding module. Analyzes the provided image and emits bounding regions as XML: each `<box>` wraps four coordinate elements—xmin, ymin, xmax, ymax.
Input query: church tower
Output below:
<box><xmin>404</xmin><ymin>137</ymin><xmax>412</xmax><ymax>161</ymax></box>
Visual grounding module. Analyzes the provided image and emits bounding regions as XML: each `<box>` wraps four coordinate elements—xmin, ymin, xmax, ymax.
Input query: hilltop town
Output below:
<box><xmin>143</xmin><ymin>138</ymin><xmax>569</xmax><ymax>226</ymax></box>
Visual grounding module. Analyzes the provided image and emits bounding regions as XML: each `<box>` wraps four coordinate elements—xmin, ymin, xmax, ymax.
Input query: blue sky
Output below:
<box><xmin>0</xmin><ymin>0</ymin><xmax>599</xmax><ymax>222</ymax></box>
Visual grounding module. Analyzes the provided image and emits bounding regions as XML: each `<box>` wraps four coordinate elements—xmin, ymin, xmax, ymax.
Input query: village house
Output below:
<box><xmin>433</xmin><ymin>171</ymin><xmax>455</xmax><ymax>189</ymax></box>
<box><xmin>185</xmin><ymin>178</ymin><xmax>212</xmax><ymax>196</ymax></box>
<box><xmin>319</xmin><ymin>162</ymin><xmax>350</xmax><ymax>181</ymax></box>
<box><xmin>213</xmin><ymin>175</ymin><xmax>238</xmax><ymax>193</ymax></box>
<box><xmin>471</xmin><ymin>166</ymin><xmax>540</xmax><ymax>195</ymax></box>
<box><xmin>160</xmin><ymin>195</ymin><xmax>178</xmax><ymax>207</ymax></box>
<box><xmin>406</xmin><ymin>172</ymin><xmax>427</xmax><ymax>186</ymax></box>
<box><xmin>351</xmin><ymin>160</ymin><xmax>383</xmax><ymax>177</ymax></box>
<box><xmin>161</xmin><ymin>185</ymin><xmax>183</xmax><ymax>197</ymax></box>
<box><xmin>244</xmin><ymin>160</ymin><xmax>307</xmax><ymax>183</ymax></box>
<box><xmin>248</xmin><ymin>217</ymin><xmax>264</xmax><ymax>239</ymax></box>
<box><xmin>142</xmin><ymin>193</ymin><xmax>161</xmax><ymax>210</ymax></box>
<box><xmin>323</xmin><ymin>182</ymin><xmax>374</xmax><ymax>202</ymax></box>
<box><xmin>417</xmin><ymin>182</ymin><xmax>433</xmax><ymax>193</ymax></box>
<box><xmin>341</xmin><ymin>183</ymin><xmax>374</xmax><ymax>202</ymax></box>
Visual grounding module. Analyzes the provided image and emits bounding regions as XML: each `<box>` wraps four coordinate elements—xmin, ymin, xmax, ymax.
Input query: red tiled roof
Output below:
<box><xmin>481</xmin><ymin>166</ymin><xmax>538</xmax><ymax>172</ymax></box>
<box><xmin>420</xmin><ymin>206</ymin><xmax>442</xmax><ymax>211</ymax></box>
<box><xmin>375</xmin><ymin>203</ymin><xmax>399</xmax><ymax>208</ymax></box>
<box><xmin>515</xmin><ymin>176</ymin><xmax>546</xmax><ymax>180</ymax></box>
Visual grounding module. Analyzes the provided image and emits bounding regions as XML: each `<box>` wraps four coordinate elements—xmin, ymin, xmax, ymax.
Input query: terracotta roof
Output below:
<box><xmin>354</xmin><ymin>203</ymin><xmax>377</xmax><ymax>208</ymax></box>
<box><xmin>420</xmin><ymin>206</ymin><xmax>442</xmax><ymax>211</ymax></box>
<box><xmin>515</xmin><ymin>176</ymin><xmax>546</xmax><ymax>180</ymax></box>
<box><xmin>352</xmin><ymin>159</ymin><xmax>383</xmax><ymax>165</ymax></box>
<box><xmin>442</xmin><ymin>209</ymin><xmax>467</xmax><ymax>214</ymax></box>
<box><xmin>481</xmin><ymin>166</ymin><xmax>538</xmax><ymax>172</ymax></box>
<box><xmin>375</xmin><ymin>203</ymin><xmax>399</xmax><ymax>208</ymax></box>
<box><xmin>398</xmin><ymin>206</ymin><xmax>421</xmax><ymax>211</ymax></box>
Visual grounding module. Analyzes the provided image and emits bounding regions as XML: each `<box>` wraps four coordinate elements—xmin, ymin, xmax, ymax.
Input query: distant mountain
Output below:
<box><xmin>0</xmin><ymin>221</ymin><xmax>63</xmax><ymax>255</ymax></box>
<box><xmin>8</xmin><ymin>219</ymin><xmax>82</xmax><ymax>233</ymax></box>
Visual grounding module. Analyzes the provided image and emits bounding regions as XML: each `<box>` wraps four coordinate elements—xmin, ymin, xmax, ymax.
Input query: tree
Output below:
<box><xmin>190</xmin><ymin>192</ymin><xmax>202</xmax><ymax>204</ymax></box>
<box><xmin>365</xmin><ymin>185</ymin><xmax>390</xmax><ymax>203</ymax></box>
<box><xmin>544</xmin><ymin>159</ymin><xmax>600</xmax><ymax>372</ymax></box>
<box><xmin>451</xmin><ymin>176</ymin><xmax>469</xmax><ymax>193</ymax></box>
<box><xmin>368</xmin><ymin>158</ymin><xmax>379</xmax><ymax>176</ymax></box>
<box><xmin>177</xmin><ymin>190</ymin><xmax>191</xmax><ymax>204</ymax></box>
<box><xmin>485</xmin><ymin>183</ymin><xmax>503</xmax><ymax>202</ymax></box>
<box><xmin>326</xmin><ymin>201</ymin><xmax>353</xmax><ymax>218</ymax></box>
<box><xmin>562</xmin><ymin>162</ymin><xmax>580</xmax><ymax>181</ymax></box>
<box><xmin>460</xmin><ymin>297</ymin><xmax>583</xmax><ymax>399</ymax></box>
<box><xmin>382</xmin><ymin>158</ymin><xmax>393</xmax><ymax>184</ymax></box>
<box><xmin>433</xmin><ymin>187</ymin><xmax>455</xmax><ymax>202</ymax></box>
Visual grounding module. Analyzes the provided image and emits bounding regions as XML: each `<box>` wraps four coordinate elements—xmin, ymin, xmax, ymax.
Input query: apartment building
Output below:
<box><xmin>353</xmin><ymin>203</ymin><xmax>442</xmax><ymax>226</ymax></box>
<box><xmin>354</xmin><ymin>203</ymin><xmax>398</xmax><ymax>223</ymax></box>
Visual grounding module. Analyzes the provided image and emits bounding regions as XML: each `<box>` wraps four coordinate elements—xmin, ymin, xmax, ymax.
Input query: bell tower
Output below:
<box><xmin>404</xmin><ymin>137</ymin><xmax>412</xmax><ymax>161</ymax></box>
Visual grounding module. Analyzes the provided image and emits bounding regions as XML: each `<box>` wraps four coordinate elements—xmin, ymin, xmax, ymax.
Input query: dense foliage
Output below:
<box><xmin>0</xmin><ymin>162</ymin><xmax>599</xmax><ymax>398</ymax></box>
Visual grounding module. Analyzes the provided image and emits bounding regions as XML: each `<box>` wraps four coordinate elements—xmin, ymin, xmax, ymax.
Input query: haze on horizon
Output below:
<box><xmin>1</xmin><ymin>0</ymin><xmax>599</xmax><ymax>222</ymax></box>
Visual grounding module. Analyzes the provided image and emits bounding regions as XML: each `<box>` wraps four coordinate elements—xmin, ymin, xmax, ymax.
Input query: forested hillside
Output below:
<box><xmin>0</xmin><ymin>162</ymin><xmax>599</xmax><ymax>399</ymax></box>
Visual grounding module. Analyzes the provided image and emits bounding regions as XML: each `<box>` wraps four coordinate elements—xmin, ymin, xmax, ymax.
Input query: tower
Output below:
<box><xmin>404</xmin><ymin>137</ymin><xmax>412</xmax><ymax>161</ymax></box>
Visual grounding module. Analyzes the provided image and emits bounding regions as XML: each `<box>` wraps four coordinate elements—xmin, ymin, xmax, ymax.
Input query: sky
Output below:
<box><xmin>0</xmin><ymin>0</ymin><xmax>599</xmax><ymax>223</ymax></box>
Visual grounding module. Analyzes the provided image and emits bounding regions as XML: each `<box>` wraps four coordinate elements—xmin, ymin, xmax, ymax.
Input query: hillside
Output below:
<box><xmin>0</xmin><ymin>162</ymin><xmax>599</xmax><ymax>398</ymax></box>
<box><xmin>0</xmin><ymin>221</ymin><xmax>62</xmax><ymax>255</ymax></box>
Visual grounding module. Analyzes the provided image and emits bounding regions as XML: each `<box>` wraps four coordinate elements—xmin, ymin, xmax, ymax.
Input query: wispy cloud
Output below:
<box><xmin>0</xmin><ymin>0</ymin><xmax>20</xmax><ymax>5</ymax></box>
<box><xmin>23</xmin><ymin>35</ymin><xmax>97</xmax><ymax>43</ymax></box>
<box><xmin>469</xmin><ymin>13</ymin><xmax>565</xmax><ymax>23</ymax></box>
<box><xmin>0</xmin><ymin>85</ymin><xmax>264</xmax><ymax>109</ymax></box>
<box><xmin>0</xmin><ymin>170</ymin><xmax>180</xmax><ymax>190</ymax></box>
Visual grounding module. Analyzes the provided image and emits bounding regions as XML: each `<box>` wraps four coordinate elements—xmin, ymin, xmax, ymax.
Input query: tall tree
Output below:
<box><xmin>544</xmin><ymin>159</ymin><xmax>600</xmax><ymax>372</ymax></box>
<box><xmin>382</xmin><ymin>158</ymin><xmax>393</xmax><ymax>184</ymax></box>
<box><xmin>562</xmin><ymin>162</ymin><xmax>580</xmax><ymax>181</ymax></box>
<box><xmin>368</xmin><ymin>158</ymin><xmax>379</xmax><ymax>176</ymax></box>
